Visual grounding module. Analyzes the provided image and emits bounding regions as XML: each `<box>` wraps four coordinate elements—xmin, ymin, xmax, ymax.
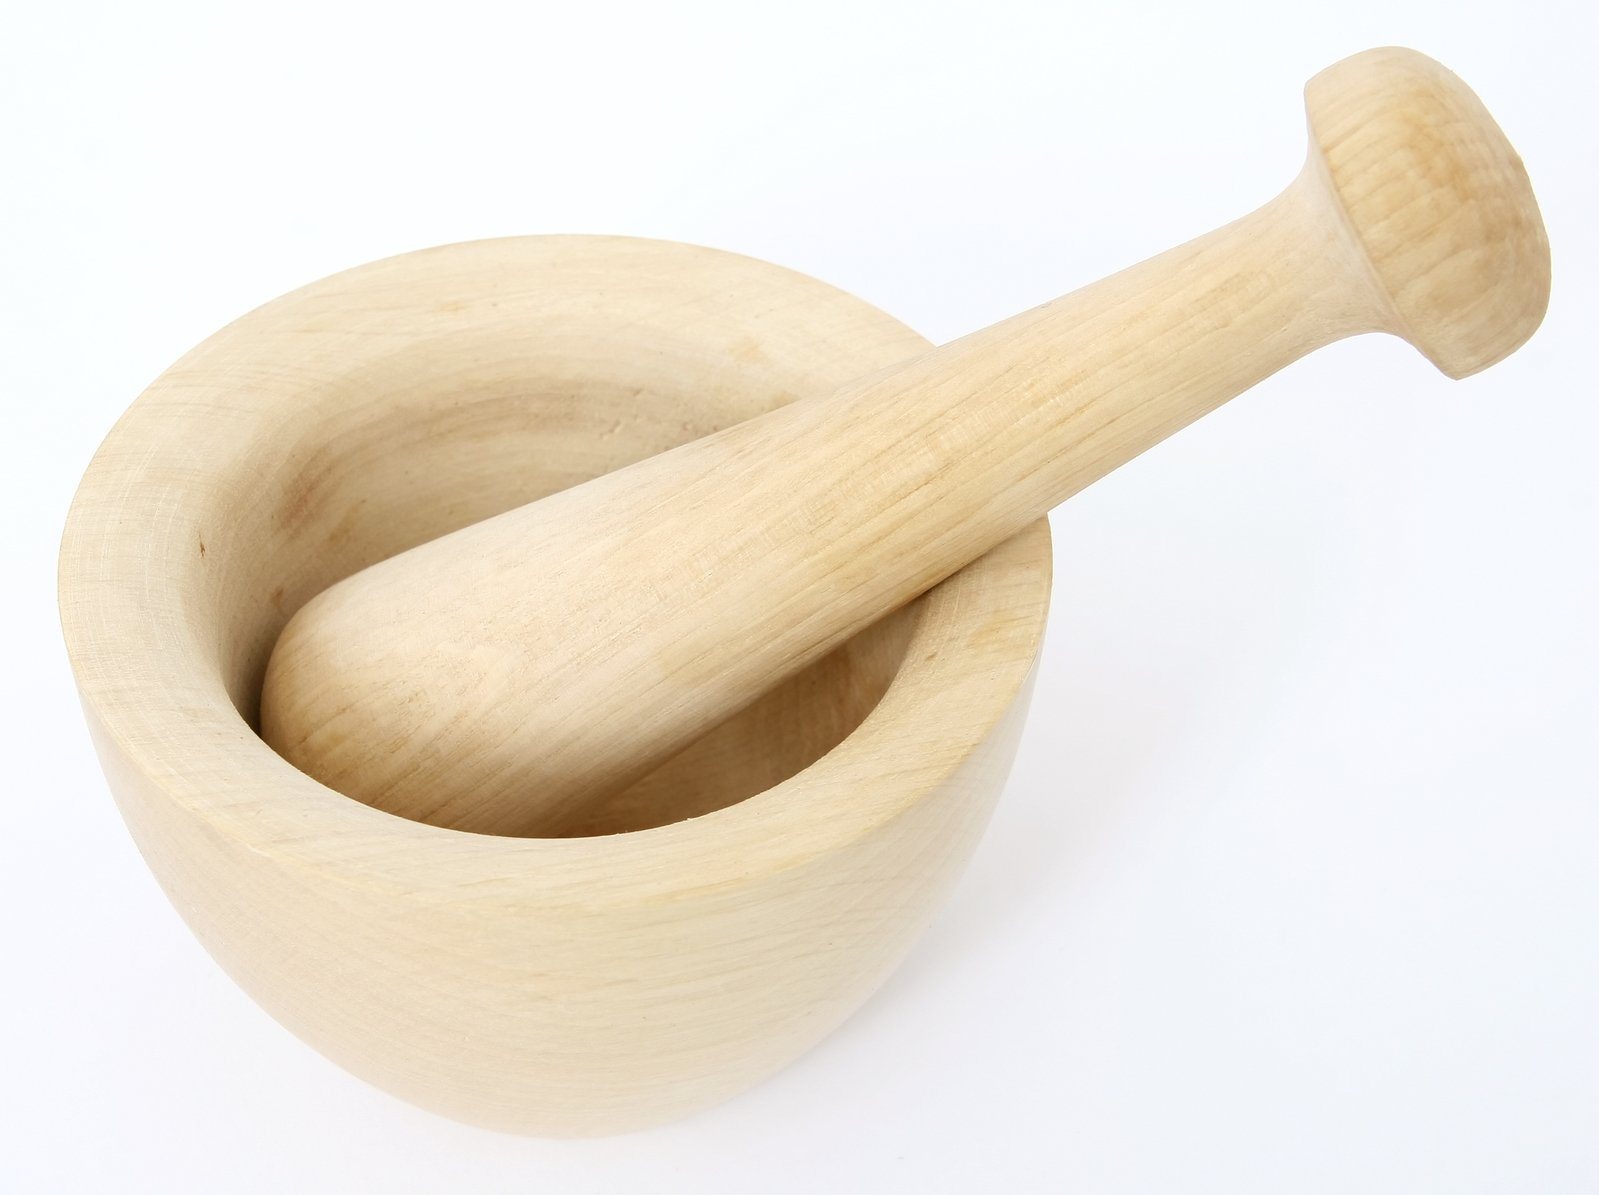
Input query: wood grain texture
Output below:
<box><xmin>259</xmin><ymin>47</ymin><xmax>1549</xmax><ymax>838</ymax></box>
<box><xmin>60</xmin><ymin>236</ymin><xmax>1052</xmax><ymax>1135</ymax></box>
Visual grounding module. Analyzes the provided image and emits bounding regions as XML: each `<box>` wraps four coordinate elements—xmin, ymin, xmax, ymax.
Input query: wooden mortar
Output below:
<box><xmin>58</xmin><ymin>236</ymin><xmax>1052</xmax><ymax>1135</ymax></box>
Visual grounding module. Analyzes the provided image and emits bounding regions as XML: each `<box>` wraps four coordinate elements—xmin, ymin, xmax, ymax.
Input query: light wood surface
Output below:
<box><xmin>60</xmin><ymin>236</ymin><xmax>1052</xmax><ymax>1134</ymax></box>
<box><xmin>260</xmin><ymin>46</ymin><xmax>1549</xmax><ymax>838</ymax></box>
<box><xmin>59</xmin><ymin>45</ymin><xmax>1549</xmax><ymax>1137</ymax></box>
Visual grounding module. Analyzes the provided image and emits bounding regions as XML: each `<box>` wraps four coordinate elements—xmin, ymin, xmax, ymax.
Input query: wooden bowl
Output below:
<box><xmin>59</xmin><ymin>236</ymin><xmax>1052</xmax><ymax>1136</ymax></box>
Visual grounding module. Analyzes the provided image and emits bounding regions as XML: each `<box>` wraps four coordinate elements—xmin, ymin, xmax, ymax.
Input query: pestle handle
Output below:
<box><xmin>260</xmin><ymin>47</ymin><xmax>1549</xmax><ymax>836</ymax></box>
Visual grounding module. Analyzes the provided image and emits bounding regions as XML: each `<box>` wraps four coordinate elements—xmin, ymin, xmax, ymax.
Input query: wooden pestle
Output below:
<box><xmin>260</xmin><ymin>47</ymin><xmax>1549</xmax><ymax>837</ymax></box>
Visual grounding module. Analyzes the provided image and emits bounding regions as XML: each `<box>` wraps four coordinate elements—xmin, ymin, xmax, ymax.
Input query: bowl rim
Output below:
<box><xmin>59</xmin><ymin>234</ymin><xmax>1054</xmax><ymax>908</ymax></box>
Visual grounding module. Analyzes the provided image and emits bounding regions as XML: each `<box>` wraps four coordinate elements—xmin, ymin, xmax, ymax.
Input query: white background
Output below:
<box><xmin>5</xmin><ymin>1</ymin><xmax>1596</xmax><ymax>1191</ymax></box>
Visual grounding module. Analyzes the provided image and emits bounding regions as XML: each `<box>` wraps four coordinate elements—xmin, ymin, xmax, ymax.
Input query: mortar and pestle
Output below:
<box><xmin>60</xmin><ymin>47</ymin><xmax>1548</xmax><ymax>1136</ymax></box>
